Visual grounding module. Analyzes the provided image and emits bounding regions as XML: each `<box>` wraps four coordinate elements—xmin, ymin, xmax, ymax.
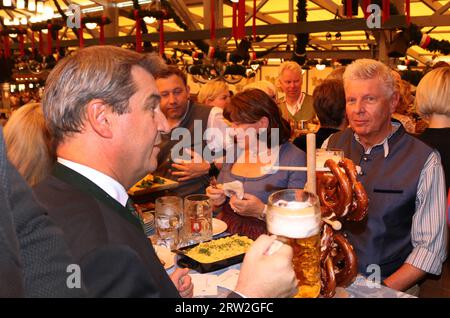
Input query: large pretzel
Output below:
<box><xmin>317</xmin><ymin>158</ymin><xmax>369</xmax><ymax>297</ymax></box>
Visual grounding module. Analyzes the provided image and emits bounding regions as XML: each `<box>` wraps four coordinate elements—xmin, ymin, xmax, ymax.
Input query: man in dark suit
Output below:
<box><xmin>0</xmin><ymin>129</ymin><xmax>85</xmax><ymax>297</ymax></box>
<box><xmin>34</xmin><ymin>46</ymin><xmax>298</xmax><ymax>298</ymax></box>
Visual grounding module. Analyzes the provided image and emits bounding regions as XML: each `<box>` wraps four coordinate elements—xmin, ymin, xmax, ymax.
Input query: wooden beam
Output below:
<box><xmin>265</xmin><ymin>50</ymin><xmax>374</xmax><ymax>60</ymax></box>
<box><xmin>433</xmin><ymin>1</ymin><xmax>450</xmax><ymax>15</ymax></box>
<box><xmin>170</xmin><ymin>0</ymin><xmax>201</xmax><ymax>30</ymax></box>
<box><xmin>309</xmin><ymin>0</ymin><xmax>344</xmax><ymax>18</ymax></box>
<box><xmin>420</xmin><ymin>0</ymin><xmax>442</xmax><ymax>11</ymax></box>
<box><xmin>245</xmin><ymin>0</ymin><xmax>270</xmax><ymax>22</ymax></box>
<box><xmin>412</xmin><ymin>14</ymin><xmax>450</xmax><ymax>26</ymax></box>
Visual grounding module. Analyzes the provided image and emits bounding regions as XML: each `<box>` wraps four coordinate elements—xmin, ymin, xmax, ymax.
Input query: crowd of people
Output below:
<box><xmin>0</xmin><ymin>45</ymin><xmax>449</xmax><ymax>298</ymax></box>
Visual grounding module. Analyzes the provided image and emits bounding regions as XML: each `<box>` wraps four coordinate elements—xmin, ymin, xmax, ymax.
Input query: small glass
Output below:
<box><xmin>315</xmin><ymin>148</ymin><xmax>344</xmax><ymax>168</ymax></box>
<box><xmin>155</xmin><ymin>196</ymin><xmax>183</xmax><ymax>250</ymax></box>
<box><xmin>183</xmin><ymin>194</ymin><xmax>213</xmax><ymax>246</ymax></box>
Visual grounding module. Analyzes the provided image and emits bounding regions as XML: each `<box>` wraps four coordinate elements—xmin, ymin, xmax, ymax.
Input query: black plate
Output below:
<box><xmin>174</xmin><ymin>236</ymin><xmax>247</xmax><ymax>273</ymax></box>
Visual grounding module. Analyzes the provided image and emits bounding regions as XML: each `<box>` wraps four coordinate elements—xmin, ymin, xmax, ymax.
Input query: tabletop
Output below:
<box><xmin>166</xmin><ymin>250</ymin><xmax>415</xmax><ymax>299</ymax></box>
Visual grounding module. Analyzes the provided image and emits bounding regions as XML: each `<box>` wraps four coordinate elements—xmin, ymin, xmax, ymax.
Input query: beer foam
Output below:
<box><xmin>267</xmin><ymin>200</ymin><xmax>320</xmax><ymax>238</ymax></box>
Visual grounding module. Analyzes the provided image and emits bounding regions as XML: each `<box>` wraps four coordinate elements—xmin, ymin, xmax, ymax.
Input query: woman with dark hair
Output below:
<box><xmin>206</xmin><ymin>89</ymin><xmax>307</xmax><ymax>239</ymax></box>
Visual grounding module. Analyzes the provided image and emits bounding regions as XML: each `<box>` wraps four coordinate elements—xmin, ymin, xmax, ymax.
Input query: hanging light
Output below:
<box><xmin>28</xmin><ymin>0</ymin><xmax>36</xmax><ymax>11</ymax></box>
<box><xmin>2</xmin><ymin>0</ymin><xmax>13</xmax><ymax>7</ymax></box>
<box><xmin>36</xmin><ymin>1</ymin><xmax>44</xmax><ymax>14</ymax></box>
<box><xmin>43</xmin><ymin>5</ymin><xmax>54</xmax><ymax>20</ymax></box>
<box><xmin>85</xmin><ymin>22</ymin><xmax>98</xmax><ymax>30</ymax></box>
<box><xmin>20</xmin><ymin>17</ymin><xmax>28</xmax><ymax>25</ymax></box>
<box><xmin>17</xmin><ymin>0</ymin><xmax>25</xmax><ymax>9</ymax></box>
<box><xmin>316</xmin><ymin>60</ymin><xmax>326</xmax><ymax>71</ymax></box>
<box><xmin>230</xmin><ymin>0</ymin><xmax>239</xmax><ymax>3</ymax></box>
<box><xmin>143</xmin><ymin>16</ymin><xmax>156</xmax><ymax>24</ymax></box>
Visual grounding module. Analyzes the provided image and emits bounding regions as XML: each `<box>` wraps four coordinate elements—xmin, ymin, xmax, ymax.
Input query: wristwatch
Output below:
<box><xmin>208</xmin><ymin>161</ymin><xmax>220</xmax><ymax>178</ymax></box>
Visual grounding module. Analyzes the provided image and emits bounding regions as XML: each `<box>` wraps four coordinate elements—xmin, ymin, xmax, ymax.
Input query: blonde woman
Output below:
<box><xmin>197</xmin><ymin>80</ymin><xmax>230</xmax><ymax>109</ymax></box>
<box><xmin>416</xmin><ymin>66</ymin><xmax>450</xmax><ymax>190</ymax></box>
<box><xmin>198</xmin><ymin>80</ymin><xmax>232</xmax><ymax>154</ymax></box>
<box><xmin>3</xmin><ymin>103</ymin><xmax>55</xmax><ymax>186</ymax></box>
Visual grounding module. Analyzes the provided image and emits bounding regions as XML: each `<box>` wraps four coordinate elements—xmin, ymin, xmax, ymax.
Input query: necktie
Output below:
<box><xmin>126</xmin><ymin>197</ymin><xmax>145</xmax><ymax>229</ymax></box>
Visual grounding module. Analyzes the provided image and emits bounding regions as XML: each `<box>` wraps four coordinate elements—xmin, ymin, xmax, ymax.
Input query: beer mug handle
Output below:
<box><xmin>265</xmin><ymin>238</ymin><xmax>284</xmax><ymax>256</ymax></box>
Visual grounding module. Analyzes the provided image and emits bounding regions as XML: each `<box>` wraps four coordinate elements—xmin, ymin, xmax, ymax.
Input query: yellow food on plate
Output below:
<box><xmin>184</xmin><ymin>234</ymin><xmax>253</xmax><ymax>264</ymax></box>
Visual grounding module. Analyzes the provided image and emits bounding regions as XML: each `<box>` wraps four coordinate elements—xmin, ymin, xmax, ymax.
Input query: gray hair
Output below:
<box><xmin>42</xmin><ymin>45</ymin><xmax>167</xmax><ymax>145</ymax></box>
<box><xmin>343</xmin><ymin>59</ymin><xmax>395</xmax><ymax>98</ymax></box>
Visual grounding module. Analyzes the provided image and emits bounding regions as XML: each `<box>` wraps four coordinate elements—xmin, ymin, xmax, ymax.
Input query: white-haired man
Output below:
<box><xmin>323</xmin><ymin>59</ymin><xmax>447</xmax><ymax>294</ymax></box>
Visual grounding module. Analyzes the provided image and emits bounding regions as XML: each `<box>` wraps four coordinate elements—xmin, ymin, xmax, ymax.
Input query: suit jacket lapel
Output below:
<box><xmin>52</xmin><ymin>163</ymin><xmax>143</xmax><ymax>230</ymax></box>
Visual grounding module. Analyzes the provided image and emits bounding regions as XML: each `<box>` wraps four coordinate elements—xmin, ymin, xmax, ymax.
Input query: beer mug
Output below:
<box><xmin>266</xmin><ymin>189</ymin><xmax>321</xmax><ymax>298</ymax></box>
<box><xmin>155</xmin><ymin>196</ymin><xmax>183</xmax><ymax>250</ymax></box>
<box><xmin>316</xmin><ymin>148</ymin><xmax>344</xmax><ymax>168</ymax></box>
<box><xmin>183</xmin><ymin>194</ymin><xmax>213</xmax><ymax>246</ymax></box>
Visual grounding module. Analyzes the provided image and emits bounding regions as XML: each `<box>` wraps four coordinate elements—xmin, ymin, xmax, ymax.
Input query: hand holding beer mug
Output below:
<box><xmin>266</xmin><ymin>189</ymin><xmax>321</xmax><ymax>298</ymax></box>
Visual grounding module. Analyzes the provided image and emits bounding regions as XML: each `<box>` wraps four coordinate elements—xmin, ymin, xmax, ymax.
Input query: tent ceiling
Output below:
<box><xmin>1</xmin><ymin>0</ymin><xmax>449</xmax><ymax>65</ymax></box>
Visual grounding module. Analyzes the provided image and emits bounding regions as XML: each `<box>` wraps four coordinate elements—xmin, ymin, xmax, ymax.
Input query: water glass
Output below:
<box><xmin>155</xmin><ymin>196</ymin><xmax>183</xmax><ymax>250</ymax></box>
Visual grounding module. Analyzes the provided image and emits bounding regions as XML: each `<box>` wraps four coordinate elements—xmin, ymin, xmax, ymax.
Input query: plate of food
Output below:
<box><xmin>128</xmin><ymin>174</ymin><xmax>178</xmax><ymax>196</ymax></box>
<box><xmin>153</xmin><ymin>245</ymin><xmax>175</xmax><ymax>270</ymax></box>
<box><xmin>174</xmin><ymin>234</ymin><xmax>253</xmax><ymax>273</ymax></box>
<box><xmin>212</xmin><ymin>218</ymin><xmax>228</xmax><ymax>236</ymax></box>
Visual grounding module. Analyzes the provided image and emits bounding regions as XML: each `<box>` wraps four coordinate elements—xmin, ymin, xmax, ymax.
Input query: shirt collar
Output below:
<box><xmin>354</xmin><ymin>122</ymin><xmax>401</xmax><ymax>158</ymax></box>
<box><xmin>57</xmin><ymin>158</ymin><xmax>129</xmax><ymax>207</ymax></box>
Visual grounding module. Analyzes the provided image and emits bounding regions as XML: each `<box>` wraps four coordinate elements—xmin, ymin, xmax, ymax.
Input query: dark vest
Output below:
<box><xmin>328</xmin><ymin>125</ymin><xmax>433</xmax><ymax>279</ymax></box>
<box><xmin>155</xmin><ymin>102</ymin><xmax>212</xmax><ymax>198</ymax></box>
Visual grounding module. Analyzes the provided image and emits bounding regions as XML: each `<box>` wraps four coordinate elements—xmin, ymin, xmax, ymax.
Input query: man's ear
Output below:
<box><xmin>389</xmin><ymin>91</ymin><xmax>400</xmax><ymax>115</ymax></box>
<box><xmin>86</xmin><ymin>99</ymin><xmax>113</xmax><ymax>138</ymax></box>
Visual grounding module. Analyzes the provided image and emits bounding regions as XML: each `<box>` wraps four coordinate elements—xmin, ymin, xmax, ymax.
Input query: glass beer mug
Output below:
<box><xmin>183</xmin><ymin>194</ymin><xmax>213</xmax><ymax>246</ymax></box>
<box><xmin>266</xmin><ymin>189</ymin><xmax>321</xmax><ymax>298</ymax></box>
<box><xmin>155</xmin><ymin>196</ymin><xmax>183</xmax><ymax>250</ymax></box>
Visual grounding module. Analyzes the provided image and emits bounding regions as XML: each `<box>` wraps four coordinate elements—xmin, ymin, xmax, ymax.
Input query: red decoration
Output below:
<box><xmin>232</xmin><ymin>2</ymin><xmax>237</xmax><ymax>39</ymax></box>
<box><xmin>159</xmin><ymin>17</ymin><xmax>164</xmax><ymax>57</ymax></box>
<box><xmin>237</xmin><ymin>0</ymin><xmax>246</xmax><ymax>39</ymax></box>
<box><xmin>39</xmin><ymin>30</ymin><xmax>44</xmax><ymax>55</ymax></box>
<box><xmin>56</xmin><ymin>29</ymin><xmax>60</xmax><ymax>55</ymax></box>
<box><xmin>3</xmin><ymin>35</ymin><xmax>10</xmax><ymax>58</ymax></box>
<box><xmin>18</xmin><ymin>32</ymin><xmax>25</xmax><ymax>57</ymax></box>
<box><xmin>134</xmin><ymin>10</ymin><xmax>142</xmax><ymax>53</ymax></box>
<box><xmin>78</xmin><ymin>24</ymin><xmax>84</xmax><ymax>49</ymax></box>
<box><xmin>346</xmin><ymin>0</ymin><xmax>353</xmax><ymax>18</ymax></box>
<box><xmin>31</xmin><ymin>31</ymin><xmax>35</xmax><ymax>52</ymax></box>
<box><xmin>405</xmin><ymin>0</ymin><xmax>410</xmax><ymax>25</ymax></box>
<box><xmin>100</xmin><ymin>16</ymin><xmax>106</xmax><ymax>45</ymax></box>
<box><xmin>419</xmin><ymin>34</ymin><xmax>431</xmax><ymax>49</ymax></box>
<box><xmin>363</xmin><ymin>0</ymin><xmax>371</xmax><ymax>19</ymax></box>
<box><xmin>382</xmin><ymin>0</ymin><xmax>390</xmax><ymax>23</ymax></box>
<box><xmin>252</xmin><ymin>0</ymin><xmax>256</xmax><ymax>40</ymax></box>
<box><xmin>47</xmin><ymin>23</ymin><xmax>53</xmax><ymax>56</ymax></box>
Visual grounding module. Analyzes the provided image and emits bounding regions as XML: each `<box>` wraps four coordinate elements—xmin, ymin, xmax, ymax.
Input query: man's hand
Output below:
<box><xmin>170</xmin><ymin>268</ymin><xmax>194</xmax><ymax>298</ymax></box>
<box><xmin>235</xmin><ymin>235</ymin><xmax>298</xmax><ymax>298</ymax></box>
<box><xmin>171</xmin><ymin>148</ymin><xmax>209</xmax><ymax>182</ymax></box>
<box><xmin>229</xmin><ymin>193</ymin><xmax>265</xmax><ymax>219</ymax></box>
